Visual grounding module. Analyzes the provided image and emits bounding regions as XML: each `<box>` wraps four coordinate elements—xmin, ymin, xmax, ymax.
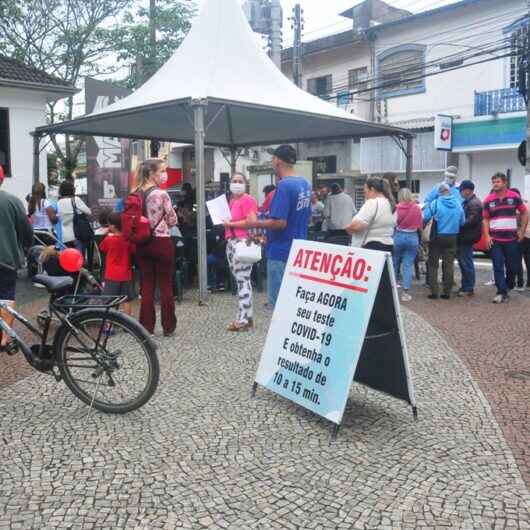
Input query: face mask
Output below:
<box><xmin>159</xmin><ymin>172</ymin><xmax>168</xmax><ymax>185</ymax></box>
<box><xmin>230</xmin><ymin>183</ymin><xmax>245</xmax><ymax>194</ymax></box>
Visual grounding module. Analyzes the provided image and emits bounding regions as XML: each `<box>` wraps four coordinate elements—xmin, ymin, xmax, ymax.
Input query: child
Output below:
<box><xmin>99</xmin><ymin>212</ymin><xmax>136</xmax><ymax>316</ymax></box>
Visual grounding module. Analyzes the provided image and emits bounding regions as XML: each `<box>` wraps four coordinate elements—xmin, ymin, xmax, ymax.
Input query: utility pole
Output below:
<box><xmin>291</xmin><ymin>3</ymin><xmax>303</xmax><ymax>87</ymax></box>
<box><xmin>270</xmin><ymin>0</ymin><xmax>283</xmax><ymax>68</ymax></box>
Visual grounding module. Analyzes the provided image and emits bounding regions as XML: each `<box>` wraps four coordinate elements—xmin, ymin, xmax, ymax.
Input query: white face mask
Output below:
<box><xmin>159</xmin><ymin>172</ymin><xmax>168</xmax><ymax>185</ymax></box>
<box><xmin>230</xmin><ymin>182</ymin><xmax>245</xmax><ymax>194</ymax></box>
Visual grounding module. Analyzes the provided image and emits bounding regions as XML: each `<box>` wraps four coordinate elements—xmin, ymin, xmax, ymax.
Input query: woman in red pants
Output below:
<box><xmin>134</xmin><ymin>159</ymin><xmax>178</xmax><ymax>336</ymax></box>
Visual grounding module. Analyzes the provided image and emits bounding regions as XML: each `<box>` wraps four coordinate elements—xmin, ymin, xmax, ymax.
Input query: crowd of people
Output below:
<box><xmin>0</xmin><ymin>147</ymin><xmax>529</xmax><ymax>346</ymax></box>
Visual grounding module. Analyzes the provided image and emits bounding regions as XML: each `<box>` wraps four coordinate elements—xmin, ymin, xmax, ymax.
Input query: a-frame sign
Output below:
<box><xmin>253</xmin><ymin>240</ymin><xmax>417</xmax><ymax>436</ymax></box>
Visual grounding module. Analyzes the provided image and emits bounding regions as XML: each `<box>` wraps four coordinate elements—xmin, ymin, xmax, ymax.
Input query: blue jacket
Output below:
<box><xmin>425</xmin><ymin>182</ymin><xmax>461</xmax><ymax>205</ymax></box>
<box><xmin>423</xmin><ymin>195</ymin><xmax>465</xmax><ymax>236</ymax></box>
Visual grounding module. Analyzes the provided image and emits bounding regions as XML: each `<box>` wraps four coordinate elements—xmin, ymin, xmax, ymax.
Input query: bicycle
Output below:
<box><xmin>0</xmin><ymin>272</ymin><xmax>160</xmax><ymax>414</ymax></box>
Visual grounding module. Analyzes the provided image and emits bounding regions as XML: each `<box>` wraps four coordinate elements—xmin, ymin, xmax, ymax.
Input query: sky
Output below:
<box><xmin>195</xmin><ymin>0</ymin><xmax>457</xmax><ymax>48</ymax></box>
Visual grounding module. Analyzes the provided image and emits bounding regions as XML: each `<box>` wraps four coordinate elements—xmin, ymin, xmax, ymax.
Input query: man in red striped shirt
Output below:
<box><xmin>483</xmin><ymin>172</ymin><xmax>528</xmax><ymax>303</ymax></box>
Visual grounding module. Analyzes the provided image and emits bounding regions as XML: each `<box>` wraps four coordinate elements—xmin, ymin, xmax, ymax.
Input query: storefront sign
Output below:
<box><xmin>254</xmin><ymin>240</ymin><xmax>416</xmax><ymax>426</ymax></box>
<box><xmin>434</xmin><ymin>114</ymin><xmax>453</xmax><ymax>151</ymax></box>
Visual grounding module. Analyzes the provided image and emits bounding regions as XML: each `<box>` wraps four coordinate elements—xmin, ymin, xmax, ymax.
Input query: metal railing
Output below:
<box><xmin>474</xmin><ymin>87</ymin><xmax>525</xmax><ymax>116</ymax></box>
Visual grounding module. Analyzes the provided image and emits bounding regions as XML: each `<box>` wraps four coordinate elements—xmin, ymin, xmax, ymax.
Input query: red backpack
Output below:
<box><xmin>122</xmin><ymin>188</ymin><xmax>158</xmax><ymax>246</ymax></box>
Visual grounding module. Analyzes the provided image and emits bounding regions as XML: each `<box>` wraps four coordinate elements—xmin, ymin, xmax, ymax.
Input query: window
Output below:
<box><xmin>0</xmin><ymin>109</ymin><xmax>11</xmax><ymax>177</ymax></box>
<box><xmin>308</xmin><ymin>156</ymin><xmax>337</xmax><ymax>177</ymax></box>
<box><xmin>307</xmin><ymin>75</ymin><xmax>332</xmax><ymax>98</ymax></box>
<box><xmin>398</xmin><ymin>179</ymin><xmax>421</xmax><ymax>194</ymax></box>
<box><xmin>509</xmin><ymin>34</ymin><xmax>522</xmax><ymax>89</ymax></box>
<box><xmin>348</xmin><ymin>67</ymin><xmax>369</xmax><ymax>92</ymax></box>
<box><xmin>377</xmin><ymin>44</ymin><xmax>426</xmax><ymax>98</ymax></box>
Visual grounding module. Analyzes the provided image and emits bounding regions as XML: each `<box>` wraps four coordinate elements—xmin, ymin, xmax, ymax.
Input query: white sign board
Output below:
<box><xmin>254</xmin><ymin>240</ymin><xmax>416</xmax><ymax>426</ymax></box>
<box><xmin>206</xmin><ymin>194</ymin><xmax>232</xmax><ymax>225</ymax></box>
<box><xmin>434</xmin><ymin>114</ymin><xmax>453</xmax><ymax>151</ymax></box>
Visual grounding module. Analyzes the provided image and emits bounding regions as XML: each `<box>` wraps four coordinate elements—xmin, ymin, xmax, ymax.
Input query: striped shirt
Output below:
<box><xmin>483</xmin><ymin>190</ymin><xmax>527</xmax><ymax>242</ymax></box>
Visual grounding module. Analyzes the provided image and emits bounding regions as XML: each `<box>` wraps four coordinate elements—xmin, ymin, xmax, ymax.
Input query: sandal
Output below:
<box><xmin>227</xmin><ymin>321</ymin><xmax>251</xmax><ymax>332</ymax></box>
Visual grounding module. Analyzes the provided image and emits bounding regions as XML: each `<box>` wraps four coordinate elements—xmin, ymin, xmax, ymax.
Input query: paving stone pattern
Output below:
<box><xmin>407</xmin><ymin>276</ymin><xmax>530</xmax><ymax>488</ymax></box>
<box><xmin>1</xmin><ymin>291</ymin><xmax>528</xmax><ymax>529</ymax></box>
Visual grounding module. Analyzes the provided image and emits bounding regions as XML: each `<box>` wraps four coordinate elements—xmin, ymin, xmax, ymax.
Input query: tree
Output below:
<box><xmin>0</xmin><ymin>0</ymin><xmax>132</xmax><ymax>177</ymax></box>
<box><xmin>104</xmin><ymin>0</ymin><xmax>196</xmax><ymax>89</ymax></box>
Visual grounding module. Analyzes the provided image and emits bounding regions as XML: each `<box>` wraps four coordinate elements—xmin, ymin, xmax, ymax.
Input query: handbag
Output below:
<box><xmin>350</xmin><ymin>200</ymin><xmax>379</xmax><ymax>248</ymax></box>
<box><xmin>234</xmin><ymin>239</ymin><xmax>262</xmax><ymax>264</ymax></box>
<box><xmin>71</xmin><ymin>198</ymin><xmax>94</xmax><ymax>243</ymax></box>
<box><xmin>422</xmin><ymin>203</ymin><xmax>438</xmax><ymax>243</ymax></box>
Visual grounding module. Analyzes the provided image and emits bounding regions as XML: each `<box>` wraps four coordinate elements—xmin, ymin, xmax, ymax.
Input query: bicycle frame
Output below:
<box><xmin>0</xmin><ymin>293</ymin><xmax>126</xmax><ymax>377</ymax></box>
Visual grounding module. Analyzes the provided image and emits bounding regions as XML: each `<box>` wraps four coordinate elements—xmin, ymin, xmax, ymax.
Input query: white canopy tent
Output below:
<box><xmin>35</xmin><ymin>0</ymin><xmax>411</xmax><ymax>303</ymax></box>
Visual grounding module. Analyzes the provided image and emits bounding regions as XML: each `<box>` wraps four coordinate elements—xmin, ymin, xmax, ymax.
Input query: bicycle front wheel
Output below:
<box><xmin>55</xmin><ymin>309</ymin><xmax>159</xmax><ymax>413</ymax></box>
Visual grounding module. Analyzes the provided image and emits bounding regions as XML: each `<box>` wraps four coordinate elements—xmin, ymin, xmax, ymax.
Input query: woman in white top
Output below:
<box><xmin>56</xmin><ymin>180</ymin><xmax>91</xmax><ymax>248</ymax></box>
<box><xmin>28</xmin><ymin>183</ymin><xmax>57</xmax><ymax>232</ymax></box>
<box><xmin>346</xmin><ymin>177</ymin><xmax>396</xmax><ymax>252</ymax></box>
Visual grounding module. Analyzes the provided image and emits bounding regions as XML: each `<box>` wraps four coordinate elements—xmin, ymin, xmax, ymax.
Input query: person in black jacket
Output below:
<box><xmin>457</xmin><ymin>180</ymin><xmax>483</xmax><ymax>296</ymax></box>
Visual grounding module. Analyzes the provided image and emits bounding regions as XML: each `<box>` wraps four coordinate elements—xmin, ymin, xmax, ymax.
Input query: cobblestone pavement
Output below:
<box><xmin>407</xmin><ymin>266</ymin><xmax>530</xmax><ymax>488</ymax></box>
<box><xmin>1</xmin><ymin>289</ymin><xmax>529</xmax><ymax>529</ymax></box>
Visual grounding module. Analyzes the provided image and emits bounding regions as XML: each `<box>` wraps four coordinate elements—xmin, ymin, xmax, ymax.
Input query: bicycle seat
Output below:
<box><xmin>33</xmin><ymin>274</ymin><xmax>74</xmax><ymax>293</ymax></box>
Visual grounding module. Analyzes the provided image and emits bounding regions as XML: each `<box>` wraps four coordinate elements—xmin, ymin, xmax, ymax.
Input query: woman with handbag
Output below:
<box><xmin>392</xmin><ymin>188</ymin><xmax>423</xmax><ymax>302</ymax></box>
<box><xmin>55</xmin><ymin>180</ymin><xmax>92</xmax><ymax>252</ymax></box>
<box><xmin>223</xmin><ymin>173</ymin><xmax>258</xmax><ymax>332</ymax></box>
<box><xmin>345</xmin><ymin>177</ymin><xmax>396</xmax><ymax>252</ymax></box>
<box><xmin>134</xmin><ymin>159</ymin><xmax>178</xmax><ymax>337</ymax></box>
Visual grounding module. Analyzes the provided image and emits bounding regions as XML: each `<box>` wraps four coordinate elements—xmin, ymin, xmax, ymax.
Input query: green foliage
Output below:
<box><xmin>104</xmin><ymin>0</ymin><xmax>196</xmax><ymax>88</ymax></box>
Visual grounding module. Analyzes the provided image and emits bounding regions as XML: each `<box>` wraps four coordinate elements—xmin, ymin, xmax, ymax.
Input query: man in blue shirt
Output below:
<box><xmin>252</xmin><ymin>145</ymin><xmax>311</xmax><ymax>308</ymax></box>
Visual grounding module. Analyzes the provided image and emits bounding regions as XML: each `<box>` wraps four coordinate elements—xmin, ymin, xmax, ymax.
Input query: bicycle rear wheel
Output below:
<box><xmin>55</xmin><ymin>309</ymin><xmax>159</xmax><ymax>413</ymax></box>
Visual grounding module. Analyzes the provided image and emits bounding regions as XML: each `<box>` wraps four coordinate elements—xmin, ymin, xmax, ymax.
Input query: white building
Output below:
<box><xmin>0</xmin><ymin>54</ymin><xmax>76</xmax><ymax>201</ymax></box>
<box><xmin>281</xmin><ymin>0</ymin><xmax>528</xmax><ymax>201</ymax></box>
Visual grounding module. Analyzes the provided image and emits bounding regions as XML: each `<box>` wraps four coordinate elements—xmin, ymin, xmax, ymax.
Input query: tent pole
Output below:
<box><xmin>31</xmin><ymin>132</ymin><xmax>41</xmax><ymax>184</ymax></box>
<box><xmin>230</xmin><ymin>147</ymin><xmax>237</xmax><ymax>174</ymax></box>
<box><xmin>192</xmin><ymin>99</ymin><xmax>209</xmax><ymax>305</ymax></box>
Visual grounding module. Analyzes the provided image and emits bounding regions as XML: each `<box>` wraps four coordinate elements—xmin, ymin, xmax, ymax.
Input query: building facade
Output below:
<box><xmin>281</xmin><ymin>0</ymin><xmax>528</xmax><ymax>201</ymax></box>
<box><xmin>0</xmin><ymin>54</ymin><xmax>76</xmax><ymax>201</ymax></box>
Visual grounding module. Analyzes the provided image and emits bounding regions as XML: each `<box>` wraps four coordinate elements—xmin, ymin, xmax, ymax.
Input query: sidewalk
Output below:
<box><xmin>1</xmin><ymin>289</ymin><xmax>529</xmax><ymax>529</ymax></box>
<box><xmin>407</xmin><ymin>273</ymin><xmax>530</xmax><ymax>488</ymax></box>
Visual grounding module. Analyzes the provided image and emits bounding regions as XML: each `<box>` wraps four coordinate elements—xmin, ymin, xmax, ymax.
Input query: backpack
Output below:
<box><xmin>71</xmin><ymin>199</ymin><xmax>94</xmax><ymax>244</ymax></box>
<box><xmin>122</xmin><ymin>188</ymin><xmax>164</xmax><ymax>246</ymax></box>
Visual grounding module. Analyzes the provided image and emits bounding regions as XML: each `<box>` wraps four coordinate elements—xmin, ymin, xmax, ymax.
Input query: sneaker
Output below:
<box><xmin>427</xmin><ymin>294</ymin><xmax>439</xmax><ymax>300</ymax></box>
<box><xmin>514</xmin><ymin>285</ymin><xmax>526</xmax><ymax>292</ymax></box>
<box><xmin>440</xmin><ymin>294</ymin><xmax>451</xmax><ymax>300</ymax></box>
<box><xmin>492</xmin><ymin>294</ymin><xmax>508</xmax><ymax>304</ymax></box>
<box><xmin>484</xmin><ymin>280</ymin><xmax>495</xmax><ymax>286</ymax></box>
<box><xmin>401</xmin><ymin>292</ymin><xmax>412</xmax><ymax>302</ymax></box>
<box><xmin>457</xmin><ymin>290</ymin><xmax>474</xmax><ymax>297</ymax></box>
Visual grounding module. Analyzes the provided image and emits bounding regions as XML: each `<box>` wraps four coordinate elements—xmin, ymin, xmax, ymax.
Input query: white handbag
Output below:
<box><xmin>234</xmin><ymin>239</ymin><xmax>262</xmax><ymax>264</ymax></box>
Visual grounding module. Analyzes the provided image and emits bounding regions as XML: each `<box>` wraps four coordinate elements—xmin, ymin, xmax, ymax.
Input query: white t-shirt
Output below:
<box><xmin>354</xmin><ymin>197</ymin><xmax>396</xmax><ymax>246</ymax></box>
<box><xmin>30</xmin><ymin>199</ymin><xmax>53</xmax><ymax>231</ymax></box>
<box><xmin>56</xmin><ymin>197</ymin><xmax>91</xmax><ymax>243</ymax></box>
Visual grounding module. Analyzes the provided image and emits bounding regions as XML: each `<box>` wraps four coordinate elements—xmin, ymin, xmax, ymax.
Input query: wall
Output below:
<box><xmin>374</xmin><ymin>0</ymin><xmax>526</xmax><ymax>123</ymax></box>
<box><xmin>0</xmin><ymin>87</ymin><xmax>48</xmax><ymax>201</ymax></box>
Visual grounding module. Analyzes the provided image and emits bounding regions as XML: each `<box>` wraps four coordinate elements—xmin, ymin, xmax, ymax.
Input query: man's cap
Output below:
<box><xmin>445</xmin><ymin>166</ymin><xmax>458</xmax><ymax>180</ymax></box>
<box><xmin>459</xmin><ymin>179</ymin><xmax>475</xmax><ymax>192</ymax></box>
<box><xmin>273</xmin><ymin>144</ymin><xmax>297</xmax><ymax>165</ymax></box>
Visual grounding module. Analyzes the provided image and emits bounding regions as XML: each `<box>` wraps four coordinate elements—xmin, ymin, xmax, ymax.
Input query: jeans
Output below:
<box><xmin>490</xmin><ymin>240</ymin><xmax>522</xmax><ymax>296</ymax></box>
<box><xmin>522</xmin><ymin>238</ymin><xmax>530</xmax><ymax>287</ymax></box>
<box><xmin>428</xmin><ymin>235</ymin><xmax>457</xmax><ymax>297</ymax></box>
<box><xmin>267</xmin><ymin>259</ymin><xmax>287</xmax><ymax>308</ymax></box>
<box><xmin>457</xmin><ymin>243</ymin><xmax>476</xmax><ymax>293</ymax></box>
<box><xmin>136</xmin><ymin>237</ymin><xmax>176</xmax><ymax>335</ymax></box>
<box><xmin>393</xmin><ymin>231</ymin><xmax>419</xmax><ymax>291</ymax></box>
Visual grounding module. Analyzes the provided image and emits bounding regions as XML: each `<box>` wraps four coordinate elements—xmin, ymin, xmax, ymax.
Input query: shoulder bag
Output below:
<box><xmin>71</xmin><ymin>198</ymin><xmax>94</xmax><ymax>244</ymax></box>
<box><xmin>350</xmin><ymin>200</ymin><xmax>379</xmax><ymax>248</ymax></box>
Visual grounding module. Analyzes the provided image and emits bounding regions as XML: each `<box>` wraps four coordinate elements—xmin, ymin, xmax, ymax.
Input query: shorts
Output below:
<box><xmin>0</xmin><ymin>267</ymin><xmax>17</xmax><ymax>302</ymax></box>
<box><xmin>102</xmin><ymin>280</ymin><xmax>137</xmax><ymax>302</ymax></box>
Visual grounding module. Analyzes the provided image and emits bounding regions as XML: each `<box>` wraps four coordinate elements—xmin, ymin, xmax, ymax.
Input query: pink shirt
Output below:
<box><xmin>396</xmin><ymin>202</ymin><xmax>423</xmax><ymax>231</ymax></box>
<box><xmin>226</xmin><ymin>194</ymin><xmax>258</xmax><ymax>239</ymax></box>
<box><xmin>145</xmin><ymin>188</ymin><xmax>178</xmax><ymax>238</ymax></box>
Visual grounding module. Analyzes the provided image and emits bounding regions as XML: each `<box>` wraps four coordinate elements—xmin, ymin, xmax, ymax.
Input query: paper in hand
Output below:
<box><xmin>206</xmin><ymin>194</ymin><xmax>232</xmax><ymax>225</ymax></box>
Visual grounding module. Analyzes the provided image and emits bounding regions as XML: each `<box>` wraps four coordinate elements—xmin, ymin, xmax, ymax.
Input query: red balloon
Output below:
<box><xmin>59</xmin><ymin>248</ymin><xmax>84</xmax><ymax>273</ymax></box>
